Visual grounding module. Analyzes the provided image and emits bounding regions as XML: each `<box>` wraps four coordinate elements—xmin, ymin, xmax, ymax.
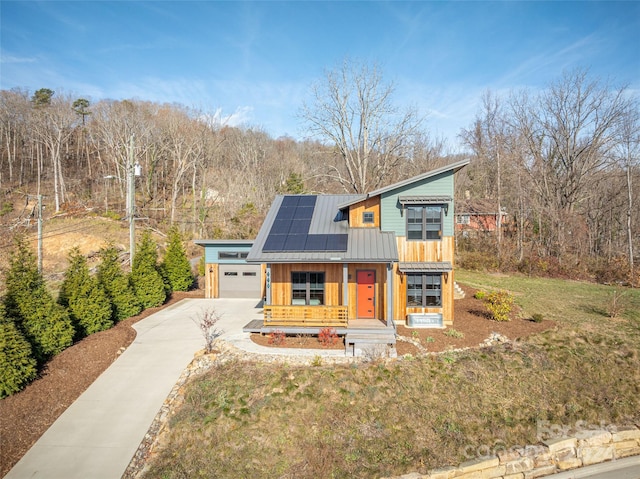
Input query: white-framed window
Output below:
<box><xmin>457</xmin><ymin>214</ymin><xmax>470</xmax><ymax>225</ymax></box>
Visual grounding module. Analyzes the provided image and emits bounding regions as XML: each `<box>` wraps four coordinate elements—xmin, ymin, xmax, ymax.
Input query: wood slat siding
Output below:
<box><xmin>394</xmin><ymin>237</ymin><xmax>455</xmax><ymax>325</ymax></box>
<box><xmin>205</xmin><ymin>263</ymin><xmax>218</xmax><ymax>298</ymax></box>
<box><xmin>264</xmin><ymin>305</ymin><xmax>348</xmax><ymax>327</ymax></box>
<box><xmin>396</xmin><ymin>236</ymin><xmax>454</xmax><ymax>263</ymax></box>
<box><xmin>270</xmin><ymin>263</ymin><xmax>343</xmax><ymax>306</ymax></box>
<box><xmin>349</xmin><ymin>197</ymin><xmax>381</xmax><ymax>227</ymax></box>
<box><xmin>347</xmin><ymin>264</ymin><xmax>387</xmax><ymax>320</ymax></box>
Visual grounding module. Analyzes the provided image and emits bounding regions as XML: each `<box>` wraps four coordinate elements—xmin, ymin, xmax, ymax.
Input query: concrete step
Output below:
<box><xmin>345</xmin><ymin>333</ymin><xmax>397</xmax><ymax>358</ymax></box>
<box><xmin>454</xmin><ymin>281</ymin><xmax>466</xmax><ymax>299</ymax></box>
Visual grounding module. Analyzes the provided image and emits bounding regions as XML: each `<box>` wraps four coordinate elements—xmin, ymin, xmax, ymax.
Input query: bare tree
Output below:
<box><xmin>301</xmin><ymin>59</ymin><xmax>423</xmax><ymax>193</ymax></box>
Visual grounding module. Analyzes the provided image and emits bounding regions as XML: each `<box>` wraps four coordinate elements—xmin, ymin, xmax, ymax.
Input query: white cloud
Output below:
<box><xmin>0</xmin><ymin>53</ymin><xmax>37</xmax><ymax>64</ymax></box>
<box><xmin>200</xmin><ymin>106</ymin><xmax>254</xmax><ymax>128</ymax></box>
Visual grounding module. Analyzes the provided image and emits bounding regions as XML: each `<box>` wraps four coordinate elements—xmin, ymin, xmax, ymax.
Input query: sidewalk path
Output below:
<box><xmin>5</xmin><ymin>298</ymin><xmax>343</xmax><ymax>479</ymax></box>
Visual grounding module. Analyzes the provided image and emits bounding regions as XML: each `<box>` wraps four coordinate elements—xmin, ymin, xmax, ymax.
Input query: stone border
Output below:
<box><xmin>385</xmin><ymin>427</ymin><xmax>640</xmax><ymax>479</ymax></box>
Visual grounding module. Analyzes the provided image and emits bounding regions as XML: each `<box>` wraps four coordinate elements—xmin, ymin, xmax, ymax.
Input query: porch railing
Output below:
<box><xmin>263</xmin><ymin>305</ymin><xmax>348</xmax><ymax>328</ymax></box>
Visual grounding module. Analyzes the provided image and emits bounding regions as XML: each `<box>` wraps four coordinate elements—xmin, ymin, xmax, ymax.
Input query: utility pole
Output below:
<box><xmin>128</xmin><ymin>135</ymin><xmax>136</xmax><ymax>265</ymax></box>
<box><xmin>37</xmin><ymin>195</ymin><xmax>43</xmax><ymax>273</ymax></box>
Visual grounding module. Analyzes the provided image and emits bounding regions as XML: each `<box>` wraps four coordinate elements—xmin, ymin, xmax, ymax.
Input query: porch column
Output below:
<box><xmin>386</xmin><ymin>262</ymin><xmax>394</xmax><ymax>327</ymax></box>
<box><xmin>342</xmin><ymin>263</ymin><xmax>348</xmax><ymax>306</ymax></box>
<box><xmin>265</xmin><ymin>263</ymin><xmax>271</xmax><ymax>305</ymax></box>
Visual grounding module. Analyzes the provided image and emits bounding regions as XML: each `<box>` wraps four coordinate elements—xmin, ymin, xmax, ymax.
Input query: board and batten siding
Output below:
<box><xmin>379</xmin><ymin>170</ymin><xmax>455</xmax><ymax>237</ymax></box>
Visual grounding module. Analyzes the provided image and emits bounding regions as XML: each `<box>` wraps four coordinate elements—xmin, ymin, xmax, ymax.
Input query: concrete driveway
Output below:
<box><xmin>6</xmin><ymin>298</ymin><xmax>346</xmax><ymax>479</ymax></box>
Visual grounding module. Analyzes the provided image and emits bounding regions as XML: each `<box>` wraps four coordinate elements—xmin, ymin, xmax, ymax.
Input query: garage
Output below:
<box><xmin>218</xmin><ymin>264</ymin><xmax>262</xmax><ymax>298</ymax></box>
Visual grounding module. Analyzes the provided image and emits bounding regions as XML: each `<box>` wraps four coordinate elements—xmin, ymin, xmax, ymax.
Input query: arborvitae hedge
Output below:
<box><xmin>161</xmin><ymin>226</ymin><xmax>194</xmax><ymax>292</ymax></box>
<box><xmin>0</xmin><ymin>304</ymin><xmax>37</xmax><ymax>398</ymax></box>
<box><xmin>131</xmin><ymin>230</ymin><xmax>167</xmax><ymax>309</ymax></box>
<box><xmin>60</xmin><ymin>248</ymin><xmax>113</xmax><ymax>337</ymax></box>
<box><xmin>97</xmin><ymin>243</ymin><xmax>142</xmax><ymax>321</ymax></box>
<box><xmin>4</xmin><ymin>237</ymin><xmax>75</xmax><ymax>364</ymax></box>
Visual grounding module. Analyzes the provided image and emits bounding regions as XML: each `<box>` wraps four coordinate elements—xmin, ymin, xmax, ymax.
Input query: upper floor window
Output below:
<box><xmin>362</xmin><ymin>211</ymin><xmax>375</xmax><ymax>224</ymax></box>
<box><xmin>407</xmin><ymin>205</ymin><xmax>442</xmax><ymax>240</ymax></box>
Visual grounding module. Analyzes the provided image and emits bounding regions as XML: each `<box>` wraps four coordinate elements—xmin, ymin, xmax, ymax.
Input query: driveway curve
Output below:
<box><xmin>5</xmin><ymin>298</ymin><xmax>345</xmax><ymax>479</ymax></box>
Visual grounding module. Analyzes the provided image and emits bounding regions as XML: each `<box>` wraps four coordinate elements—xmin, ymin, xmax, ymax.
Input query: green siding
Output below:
<box><xmin>204</xmin><ymin>243</ymin><xmax>253</xmax><ymax>264</ymax></box>
<box><xmin>380</xmin><ymin>170</ymin><xmax>455</xmax><ymax>237</ymax></box>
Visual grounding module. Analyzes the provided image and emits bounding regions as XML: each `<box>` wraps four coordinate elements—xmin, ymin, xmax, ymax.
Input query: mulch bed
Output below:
<box><xmin>251</xmin><ymin>285</ymin><xmax>555</xmax><ymax>355</ymax></box>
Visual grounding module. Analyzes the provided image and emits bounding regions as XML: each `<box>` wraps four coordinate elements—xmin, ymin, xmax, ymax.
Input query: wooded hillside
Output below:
<box><xmin>1</xmin><ymin>67</ymin><xmax>638</xmax><ymax>284</ymax></box>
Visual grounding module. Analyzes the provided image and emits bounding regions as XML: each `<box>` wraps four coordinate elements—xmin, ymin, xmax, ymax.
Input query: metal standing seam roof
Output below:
<box><xmin>398</xmin><ymin>261</ymin><xmax>453</xmax><ymax>272</ymax></box>
<box><xmin>246</xmin><ymin>194</ymin><xmax>399</xmax><ymax>263</ymax></box>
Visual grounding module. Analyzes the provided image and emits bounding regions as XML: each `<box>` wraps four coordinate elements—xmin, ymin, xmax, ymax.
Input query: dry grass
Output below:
<box><xmin>142</xmin><ymin>273</ymin><xmax>640</xmax><ymax>479</ymax></box>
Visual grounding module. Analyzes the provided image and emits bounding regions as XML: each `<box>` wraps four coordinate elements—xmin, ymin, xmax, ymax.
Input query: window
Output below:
<box><xmin>457</xmin><ymin>214</ymin><xmax>470</xmax><ymax>225</ymax></box>
<box><xmin>362</xmin><ymin>211</ymin><xmax>375</xmax><ymax>224</ymax></box>
<box><xmin>243</xmin><ymin>271</ymin><xmax>257</xmax><ymax>277</ymax></box>
<box><xmin>406</xmin><ymin>273</ymin><xmax>442</xmax><ymax>307</ymax></box>
<box><xmin>407</xmin><ymin>205</ymin><xmax>442</xmax><ymax>240</ymax></box>
<box><xmin>224</xmin><ymin>271</ymin><xmax>238</xmax><ymax>276</ymax></box>
<box><xmin>218</xmin><ymin>251</ymin><xmax>249</xmax><ymax>260</ymax></box>
<box><xmin>291</xmin><ymin>272</ymin><xmax>325</xmax><ymax>305</ymax></box>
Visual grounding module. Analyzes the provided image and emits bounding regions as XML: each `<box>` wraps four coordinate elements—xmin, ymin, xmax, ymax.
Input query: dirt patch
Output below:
<box><xmin>0</xmin><ymin>289</ymin><xmax>204</xmax><ymax>477</ymax></box>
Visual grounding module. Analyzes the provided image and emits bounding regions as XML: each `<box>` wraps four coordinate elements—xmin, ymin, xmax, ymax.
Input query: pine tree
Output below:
<box><xmin>97</xmin><ymin>243</ymin><xmax>142</xmax><ymax>321</ymax></box>
<box><xmin>131</xmin><ymin>230</ymin><xmax>167</xmax><ymax>308</ymax></box>
<box><xmin>3</xmin><ymin>236</ymin><xmax>75</xmax><ymax>364</ymax></box>
<box><xmin>161</xmin><ymin>226</ymin><xmax>194</xmax><ymax>292</ymax></box>
<box><xmin>60</xmin><ymin>247</ymin><xmax>113</xmax><ymax>337</ymax></box>
<box><xmin>0</xmin><ymin>304</ymin><xmax>37</xmax><ymax>398</ymax></box>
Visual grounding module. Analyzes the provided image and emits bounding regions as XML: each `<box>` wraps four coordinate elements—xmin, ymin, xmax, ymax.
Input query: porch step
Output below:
<box><xmin>345</xmin><ymin>333</ymin><xmax>397</xmax><ymax>358</ymax></box>
<box><xmin>454</xmin><ymin>281</ymin><xmax>466</xmax><ymax>299</ymax></box>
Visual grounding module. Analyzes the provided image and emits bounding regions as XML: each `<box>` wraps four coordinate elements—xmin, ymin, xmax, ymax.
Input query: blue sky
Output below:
<box><xmin>1</xmin><ymin>1</ymin><xmax>638</xmax><ymax>148</ymax></box>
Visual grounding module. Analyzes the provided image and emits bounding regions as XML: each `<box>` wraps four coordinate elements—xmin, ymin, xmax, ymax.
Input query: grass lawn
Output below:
<box><xmin>142</xmin><ymin>271</ymin><xmax>640</xmax><ymax>479</ymax></box>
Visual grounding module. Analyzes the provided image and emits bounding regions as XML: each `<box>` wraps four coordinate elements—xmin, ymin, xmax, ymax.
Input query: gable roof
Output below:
<box><xmin>338</xmin><ymin>158</ymin><xmax>470</xmax><ymax>209</ymax></box>
<box><xmin>246</xmin><ymin>194</ymin><xmax>398</xmax><ymax>263</ymax></box>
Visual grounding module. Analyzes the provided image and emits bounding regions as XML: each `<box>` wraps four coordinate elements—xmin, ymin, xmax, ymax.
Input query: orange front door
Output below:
<box><xmin>356</xmin><ymin>270</ymin><xmax>375</xmax><ymax>319</ymax></box>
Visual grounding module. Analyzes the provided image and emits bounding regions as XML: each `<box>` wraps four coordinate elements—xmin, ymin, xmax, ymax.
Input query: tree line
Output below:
<box><xmin>0</xmin><ymin>63</ymin><xmax>638</xmax><ymax>283</ymax></box>
<box><xmin>0</xmin><ymin>227</ymin><xmax>193</xmax><ymax>397</ymax></box>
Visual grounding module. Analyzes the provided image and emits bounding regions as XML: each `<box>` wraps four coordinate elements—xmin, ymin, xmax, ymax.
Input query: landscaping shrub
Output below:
<box><xmin>160</xmin><ymin>226</ymin><xmax>194</xmax><ymax>292</ymax></box>
<box><xmin>97</xmin><ymin>243</ymin><xmax>142</xmax><ymax>321</ymax></box>
<box><xmin>0</xmin><ymin>304</ymin><xmax>37</xmax><ymax>398</ymax></box>
<box><xmin>484</xmin><ymin>290</ymin><xmax>515</xmax><ymax>322</ymax></box>
<box><xmin>318</xmin><ymin>327</ymin><xmax>339</xmax><ymax>347</ymax></box>
<box><xmin>268</xmin><ymin>330</ymin><xmax>286</xmax><ymax>345</ymax></box>
<box><xmin>131</xmin><ymin>230</ymin><xmax>167</xmax><ymax>309</ymax></box>
<box><xmin>60</xmin><ymin>247</ymin><xmax>113</xmax><ymax>337</ymax></box>
<box><xmin>531</xmin><ymin>313</ymin><xmax>544</xmax><ymax>323</ymax></box>
<box><xmin>3</xmin><ymin>237</ymin><xmax>75</xmax><ymax>364</ymax></box>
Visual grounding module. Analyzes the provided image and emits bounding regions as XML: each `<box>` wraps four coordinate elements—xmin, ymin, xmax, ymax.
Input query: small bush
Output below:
<box><xmin>318</xmin><ymin>327</ymin><xmax>338</xmax><ymax>347</ymax></box>
<box><xmin>193</xmin><ymin>307</ymin><xmax>223</xmax><ymax>353</ymax></box>
<box><xmin>484</xmin><ymin>290</ymin><xmax>515</xmax><ymax>322</ymax></box>
<box><xmin>531</xmin><ymin>313</ymin><xmax>544</xmax><ymax>323</ymax></box>
<box><xmin>310</xmin><ymin>355</ymin><xmax>323</xmax><ymax>367</ymax></box>
<box><xmin>607</xmin><ymin>290</ymin><xmax>628</xmax><ymax>319</ymax></box>
<box><xmin>443</xmin><ymin>328</ymin><xmax>464</xmax><ymax>339</ymax></box>
<box><xmin>474</xmin><ymin>291</ymin><xmax>486</xmax><ymax>300</ymax></box>
<box><xmin>268</xmin><ymin>330</ymin><xmax>285</xmax><ymax>346</ymax></box>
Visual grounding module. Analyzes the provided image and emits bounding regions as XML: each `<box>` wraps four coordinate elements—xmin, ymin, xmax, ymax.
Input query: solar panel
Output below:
<box><xmin>263</xmin><ymin>235</ymin><xmax>287</xmax><ymax>252</ymax></box>
<box><xmin>289</xmin><ymin>219</ymin><xmax>311</xmax><ymax>234</ymax></box>
<box><xmin>296</xmin><ymin>207</ymin><xmax>314</xmax><ymax>220</ymax></box>
<box><xmin>324</xmin><ymin>234</ymin><xmax>348</xmax><ymax>251</ymax></box>
<box><xmin>272</xmin><ymin>218</ymin><xmax>292</xmax><ymax>234</ymax></box>
<box><xmin>303</xmin><ymin>234</ymin><xmax>327</xmax><ymax>251</ymax></box>
<box><xmin>297</xmin><ymin>195</ymin><xmax>317</xmax><ymax>207</ymax></box>
<box><xmin>275</xmin><ymin>206</ymin><xmax>296</xmax><ymax>220</ymax></box>
<box><xmin>280</xmin><ymin>196</ymin><xmax>300</xmax><ymax>207</ymax></box>
<box><xmin>284</xmin><ymin>234</ymin><xmax>307</xmax><ymax>251</ymax></box>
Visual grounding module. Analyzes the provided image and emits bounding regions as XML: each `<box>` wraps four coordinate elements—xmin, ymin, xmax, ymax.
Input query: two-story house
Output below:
<box><xmin>243</xmin><ymin>159</ymin><xmax>469</xmax><ymax>346</ymax></box>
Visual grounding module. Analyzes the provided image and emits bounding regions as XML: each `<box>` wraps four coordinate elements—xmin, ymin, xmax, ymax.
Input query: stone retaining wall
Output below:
<box><xmin>388</xmin><ymin>427</ymin><xmax>640</xmax><ymax>479</ymax></box>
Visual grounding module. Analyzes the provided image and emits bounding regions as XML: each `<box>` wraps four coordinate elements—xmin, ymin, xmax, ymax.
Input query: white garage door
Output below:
<box><xmin>219</xmin><ymin>264</ymin><xmax>262</xmax><ymax>298</ymax></box>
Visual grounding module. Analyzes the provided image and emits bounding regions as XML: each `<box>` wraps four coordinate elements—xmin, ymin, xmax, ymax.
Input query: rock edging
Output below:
<box><xmin>383</xmin><ymin>426</ymin><xmax>640</xmax><ymax>479</ymax></box>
